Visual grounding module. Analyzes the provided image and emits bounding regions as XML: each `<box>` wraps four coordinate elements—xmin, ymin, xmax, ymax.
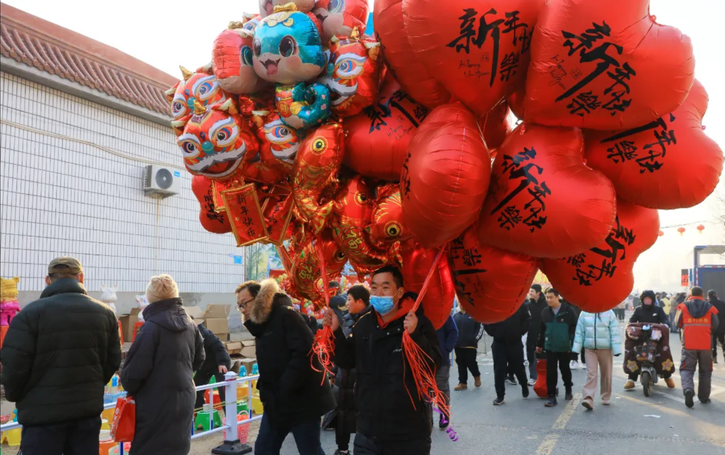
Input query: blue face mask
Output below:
<box><xmin>370</xmin><ymin>295</ymin><xmax>395</xmax><ymax>315</ymax></box>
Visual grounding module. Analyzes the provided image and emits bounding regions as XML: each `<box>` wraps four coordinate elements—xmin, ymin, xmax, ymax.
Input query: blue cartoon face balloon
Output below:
<box><xmin>253</xmin><ymin>7</ymin><xmax>326</xmax><ymax>85</ymax></box>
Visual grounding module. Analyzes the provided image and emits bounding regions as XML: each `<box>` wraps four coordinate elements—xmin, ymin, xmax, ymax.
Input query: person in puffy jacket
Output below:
<box><xmin>572</xmin><ymin>310</ymin><xmax>622</xmax><ymax>411</ymax></box>
<box><xmin>120</xmin><ymin>275</ymin><xmax>205</xmax><ymax>455</ymax></box>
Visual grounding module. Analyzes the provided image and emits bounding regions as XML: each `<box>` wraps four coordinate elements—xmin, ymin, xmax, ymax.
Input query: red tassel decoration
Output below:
<box><xmin>310</xmin><ymin>240</ymin><xmax>336</xmax><ymax>384</ymax></box>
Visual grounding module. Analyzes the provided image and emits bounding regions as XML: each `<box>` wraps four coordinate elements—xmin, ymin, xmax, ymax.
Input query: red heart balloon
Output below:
<box><xmin>343</xmin><ymin>76</ymin><xmax>430</xmax><ymax>181</ymax></box>
<box><xmin>403</xmin><ymin>0</ymin><xmax>543</xmax><ymax>117</ymax></box>
<box><xmin>401</xmin><ymin>103</ymin><xmax>491</xmax><ymax>248</ymax></box>
<box><xmin>540</xmin><ymin>200</ymin><xmax>659</xmax><ymax>312</ymax></box>
<box><xmin>398</xmin><ymin>241</ymin><xmax>455</xmax><ymax>330</ymax></box>
<box><xmin>481</xmin><ymin>100</ymin><xmax>515</xmax><ymax>152</ymax></box>
<box><xmin>449</xmin><ymin>225</ymin><xmax>537</xmax><ymax>324</ymax></box>
<box><xmin>584</xmin><ymin>79</ymin><xmax>724</xmax><ymax>209</ymax></box>
<box><xmin>374</xmin><ymin>0</ymin><xmax>451</xmax><ymax>108</ymax></box>
<box><xmin>190</xmin><ymin>176</ymin><xmax>232</xmax><ymax>234</ymax></box>
<box><xmin>523</xmin><ymin>0</ymin><xmax>695</xmax><ymax>130</ymax></box>
<box><xmin>478</xmin><ymin>123</ymin><xmax>616</xmax><ymax>258</ymax></box>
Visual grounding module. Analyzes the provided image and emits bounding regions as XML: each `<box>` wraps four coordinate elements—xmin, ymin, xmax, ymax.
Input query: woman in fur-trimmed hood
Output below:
<box><xmin>236</xmin><ymin>279</ymin><xmax>335</xmax><ymax>445</ymax></box>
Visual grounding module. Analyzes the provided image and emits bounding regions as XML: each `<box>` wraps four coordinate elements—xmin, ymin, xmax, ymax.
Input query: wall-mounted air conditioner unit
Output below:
<box><xmin>143</xmin><ymin>165</ymin><xmax>181</xmax><ymax>199</ymax></box>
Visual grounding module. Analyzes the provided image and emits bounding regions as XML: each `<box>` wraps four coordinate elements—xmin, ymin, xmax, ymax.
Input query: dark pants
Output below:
<box><xmin>336</xmin><ymin>423</ymin><xmax>351</xmax><ymax>451</ymax></box>
<box><xmin>454</xmin><ymin>348</ymin><xmax>480</xmax><ymax>384</ymax></box>
<box><xmin>353</xmin><ymin>432</ymin><xmax>431</xmax><ymax>455</ymax></box>
<box><xmin>19</xmin><ymin>416</ymin><xmax>101</xmax><ymax>455</ymax></box>
<box><xmin>493</xmin><ymin>340</ymin><xmax>528</xmax><ymax>399</ymax></box>
<box><xmin>546</xmin><ymin>351</ymin><xmax>573</xmax><ymax>397</ymax></box>
<box><xmin>194</xmin><ymin>369</ymin><xmax>226</xmax><ymax>409</ymax></box>
<box><xmin>526</xmin><ymin>335</ymin><xmax>538</xmax><ymax>380</ymax></box>
<box><xmin>254</xmin><ymin>414</ymin><xmax>324</xmax><ymax>455</ymax></box>
<box><xmin>713</xmin><ymin>333</ymin><xmax>725</xmax><ymax>360</ymax></box>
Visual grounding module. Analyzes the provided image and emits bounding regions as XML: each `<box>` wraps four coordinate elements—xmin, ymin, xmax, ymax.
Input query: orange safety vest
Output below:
<box><xmin>679</xmin><ymin>300</ymin><xmax>716</xmax><ymax>350</ymax></box>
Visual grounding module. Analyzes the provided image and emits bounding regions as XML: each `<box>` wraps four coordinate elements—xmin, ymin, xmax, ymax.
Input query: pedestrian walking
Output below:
<box><xmin>120</xmin><ymin>274</ymin><xmax>205</xmax><ymax>455</ymax></box>
<box><xmin>238</xmin><ymin>279</ymin><xmax>335</xmax><ymax>455</ymax></box>
<box><xmin>192</xmin><ymin>321</ymin><xmax>232</xmax><ymax>411</ymax></box>
<box><xmin>536</xmin><ymin>288</ymin><xmax>577</xmax><ymax>407</ymax></box>
<box><xmin>322</xmin><ymin>284</ymin><xmax>370</xmax><ymax>455</ymax></box>
<box><xmin>675</xmin><ymin>287</ymin><xmax>719</xmax><ymax>408</ymax></box>
<box><xmin>484</xmin><ymin>304</ymin><xmax>531</xmax><ymax>405</ymax></box>
<box><xmin>708</xmin><ymin>290</ymin><xmax>725</xmax><ymax>364</ymax></box>
<box><xmin>324</xmin><ymin>265</ymin><xmax>442</xmax><ymax>455</ymax></box>
<box><xmin>624</xmin><ymin>290</ymin><xmax>675</xmax><ymax>390</ymax></box>
<box><xmin>435</xmin><ymin>315</ymin><xmax>458</xmax><ymax>426</ymax></box>
<box><xmin>572</xmin><ymin>310</ymin><xmax>622</xmax><ymax>410</ymax></box>
<box><xmin>1</xmin><ymin>257</ymin><xmax>122</xmax><ymax>455</ymax></box>
<box><xmin>453</xmin><ymin>307</ymin><xmax>483</xmax><ymax>391</ymax></box>
<box><xmin>525</xmin><ymin>285</ymin><xmax>548</xmax><ymax>386</ymax></box>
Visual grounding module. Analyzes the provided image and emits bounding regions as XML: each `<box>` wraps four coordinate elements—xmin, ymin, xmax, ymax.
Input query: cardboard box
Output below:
<box><xmin>241</xmin><ymin>340</ymin><xmax>256</xmax><ymax>347</ymax></box>
<box><xmin>183</xmin><ymin>306</ymin><xmax>205</xmax><ymax>321</ymax></box>
<box><xmin>119</xmin><ymin>308</ymin><xmax>141</xmax><ymax>341</ymax></box>
<box><xmin>229</xmin><ymin>331</ymin><xmax>254</xmax><ymax>342</ymax></box>
<box><xmin>241</xmin><ymin>346</ymin><xmax>257</xmax><ymax>358</ymax></box>
<box><xmin>205</xmin><ymin>318</ymin><xmax>230</xmax><ymax>337</ymax></box>
<box><xmin>225</xmin><ymin>341</ymin><xmax>243</xmax><ymax>355</ymax></box>
<box><xmin>204</xmin><ymin>304</ymin><xmax>231</xmax><ymax>319</ymax></box>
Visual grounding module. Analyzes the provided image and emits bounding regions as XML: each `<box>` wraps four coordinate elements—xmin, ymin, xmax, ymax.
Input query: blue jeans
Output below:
<box><xmin>254</xmin><ymin>414</ymin><xmax>325</xmax><ymax>455</ymax></box>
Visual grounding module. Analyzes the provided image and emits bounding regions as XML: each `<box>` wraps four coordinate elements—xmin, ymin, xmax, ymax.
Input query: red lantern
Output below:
<box><xmin>584</xmin><ymin>80</ymin><xmax>724</xmax><ymax>209</ymax></box>
<box><xmin>678</xmin><ymin>227</ymin><xmax>686</xmax><ymax>236</ymax></box>
<box><xmin>343</xmin><ymin>75</ymin><xmax>429</xmax><ymax>181</ymax></box>
<box><xmin>658</xmin><ymin>230</ymin><xmax>664</xmax><ymax>237</ymax></box>
<box><xmin>697</xmin><ymin>225</ymin><xmax>705</xmax><ymax>234</ymax></box>
<box><xmin>401</xmin><ymin>103</ymin><xmax>491</xmax><ymax>248</ymax></box>
<box><xmin>523</xmin><ymin>0</ymin><xmax>695</xmax><ymax>130</ymax></box>
<box><xmin>402</xmin><ymin>0</ymin><xmax>544</xmax><ymax>117</ymax></box>
<box><xmin>540</xmin><ymin>200</ymin><xmax>660</xmax><ymax>312</ymax></box>
<box><xmin>449</xmin><ymin>225</ymin><xmax>537</xmax><ymax>324</ymax></box>
<box><xmin>190</xmin><ymin>176</ymin><xmax>232</xmax><ymax>234</ymax></box>
<box><xmin>478</xmin><ymin>123</ymin><xmax>617</xmax><ymax>258</ymax></box>
<box><xmin>398</xmin><ymin>240</ymin><xmax>455</xmax><ymax>330</ymax></box>
<box><xmin>374</xmin><ymin>0</ymin><xmax>451</xmax><ymax>108</ymax></box>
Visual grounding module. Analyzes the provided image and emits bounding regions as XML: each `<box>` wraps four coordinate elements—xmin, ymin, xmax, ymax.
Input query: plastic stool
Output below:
<box><xmin>204</xmin><ymin>388</ymin><xmax>222</xmax><ymax>411</ymax></box>
<box><xmin>4</xmin><ymin>428</ymin><xmax>21</xmax><ymax>447</ymax></box>
<box><xmin>101</xmin><ymin>418</ymin><xmax>110</xmax><ymax>430</ymax></box>
<box><xmin>132</xmin><ymin>322</ymin><xmax>144</xmax><ymax>341</ymax></box>
<box><xmin>195</xmin><ymin>409</ymin><xmax>223</xmax><ymax>432</ymax></box>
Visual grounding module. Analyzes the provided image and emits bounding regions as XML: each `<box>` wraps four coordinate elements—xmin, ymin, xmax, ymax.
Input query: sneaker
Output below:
<box><xmin>454</xmin><ymin>383</ymin><xmax>467</xmax><ymax>391</ymax></box>
<box><xmin>700</xmin><ymin>398</ymin><xmax>711</xmax><ymax>404</ymax></box>
<box><xmin>684</xmin><ymin>389</ymin><xmax>695</xmax><ymax>408</ymax></box>
<box><xmin>565</xmin><ymin>390</ymin><xmax>573</xmax><ymax>400</ymax></box>
<box><xmin>527</xmin><ymin>378</ymin><xmax>536</xmax><ymax>386</ymax></box>
<box><xmin>522</xmin><ymin>383</ymin><xmax>530</xmax><ymax>398</ymax></box>
<box><xmin>582</xmin><ymin>398</ymin><xmax>593</xmax><ymax>411</ymax></box>
<box><xmin>474</xmin><ymin>376</ymin><xmax>482</xmax><ymax>388</ymax></box>
<box><xmin>623</xmin><ymin>380</ymin><xmax>636</xmax><ymax>390</ymax></box>
<box><xmin>570</xmin><ymin>361</ymin><xmax>580</xmax><ymax>370</ymax></box>
<box><xmin>602</xmin><ymin>400</ymin><xmax>610</xmax><ymax>406</ymax></box>
<box><xmin>665</xmin><ymin>377</ymin><xmax>676</xmax><ymax>389</ymax></box>
<box><xmin>506</xmin><ymin>378</ymin><xmax>518</xmax><ymax>386</ymax></box>
<box><xmin>493</xmin><ymin>397</ymin><xmax>505</xmax><ymax>406</ymax></box>
<box><xmin>545</xmin><ymin>397</ymin><xmax>558</xmax><ymax>407</ymax></box>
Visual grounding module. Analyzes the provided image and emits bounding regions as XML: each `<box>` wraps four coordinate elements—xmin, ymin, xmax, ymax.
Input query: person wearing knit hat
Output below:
<box><xmin>121</xmin><ymin>275</ymin><xmax>205</xmax><ymax>454</ymax></box>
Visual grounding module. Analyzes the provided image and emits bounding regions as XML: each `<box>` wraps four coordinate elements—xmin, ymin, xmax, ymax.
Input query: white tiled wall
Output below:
<box><xmin>0</xmin><ymin>72</ymin><xmax>244</xmax><ymax>294</ymax></box>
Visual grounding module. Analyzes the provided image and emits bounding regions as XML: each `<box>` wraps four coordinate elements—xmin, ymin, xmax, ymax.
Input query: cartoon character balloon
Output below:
<box><xmin>212</xmin><ymin>25</ymin><xmax>268</xmax><ymax>95</ymax></box>
<box><xmin>177</xmin><ymin>99</ymin><xmax>259</xmax><ymax>180</ymax></box>
<box><xmin>169</xmin><ymin>67</ymin><xmax>228</xmax><ymax>136</ymax></box>
<box><xmin>318</xmin><ymin>34</ymin><xmax>381</xmax><ymax>117</ymax></box>
<box><xmin>314</xmin><ymin>0</ymin><xmax>369</xmax><ymax>44</ymax></box>
<box><xmin>275</xmin><ymin>82</ymin><xmax>332</xmax><ymax>130</ymax></box>
<box><xmin>253</xmin><ymin>5</ymin><xmax>327</xmax><ymax>84</ymax></box>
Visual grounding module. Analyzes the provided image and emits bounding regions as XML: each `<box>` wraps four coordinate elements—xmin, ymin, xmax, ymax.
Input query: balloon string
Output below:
<box><xmin>432</xmin><ymin>407</ymin><xmax>459</xmax><ymax>441</ymax></box>
<box><xmin>401</xmin><ymin>246</ymin><xmax>451</xmax><ymax>427</ymax></box>
<box><xmin>310</xmin><ymin>240</ymin><xmax>335</xmax><ymax>383</ymax></box>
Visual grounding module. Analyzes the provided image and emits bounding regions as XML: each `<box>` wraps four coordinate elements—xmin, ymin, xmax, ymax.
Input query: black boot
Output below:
<box><xmin>545</xmin><ymin>396</ymin><xmax>558</xmax><ymax>407</ymax></box>
<box><xmin>565</xmin><ymin>388</ymin><xmax>573</xmax><ymax>400</ymax></box>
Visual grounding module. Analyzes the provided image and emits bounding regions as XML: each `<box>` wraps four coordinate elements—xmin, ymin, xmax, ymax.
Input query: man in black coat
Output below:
<box><xmin>1</xmin><ymin>257</ymin><xmax>121</xmax><ymax>455</ymax></box>
<box><xmin>625</xmin><ymin>290</ymin><xmax>675</xmax><ymax>390</ymax></box>
<box><xmin>525</xmin><ymin>285</ymin><xmax>548</xmax><ymax>385</ymax></box>
<box><xmin>193</xmin><ymin>322</ymin><xmax>232</xmax><ymax>409</ymax></box>
<box><xmin>708</xmin><ymin>290</ymin><xmax>725</xmax><ymax>364</ymax></box>
<box><xmin>453</xmin><ymin>307</ymin><xmax>483</xmax><ymax>391</ymax></box>
<box><xmin>484</xmin><ymin>303</ymin><xmax>531</xmax><ymax>405</ymax></box>
<box><xmin>237</xmin><ymin>279</ymin><xmax>335</xmax><ymax>455</ymax></box>
<box><xmin>324</xmin><ymin>265</ymin><xmax>443</xmax><ymax>455</ymax></box>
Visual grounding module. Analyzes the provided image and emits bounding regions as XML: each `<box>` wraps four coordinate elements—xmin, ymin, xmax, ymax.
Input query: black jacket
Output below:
<box><xmin>484</xmin><ymin>304</ymin><xmax>530</xmax><ymax>343</ymax></box>
<box><xmin>630</xmin><ymin>304</ymin><xmax>669</xmax><ymax>327</ymax></box>
<box><xmin>709</xmin><ymin>297</ymin><xmax>725</xmax><ymax>335</ymax></box>
<box><xmin>453</xmin><ymin>311</ymin><xmax>482</xmax><ymax>349</ymax></box>
<box><xmin>120</xmin><ymin>298</ymin><xmax>205</xmax><ymax>455</ymax></box>
<box><xmin>244</xmin><ymin>279</ymin><xmax>335</xmax><ymax>429</ymax></box>
<box><xmin>526</xmin><ymin>295</ymin><xmax>548</xmax><ymax>347</ymax></box>
<box><xmin>1</xmin><ymin>279</ymin><xmax>121</xmax><ymax>426</ymax></box>
<box><xmin>197</xmin><ymin>323</ymin><xmax>232</xmax><ymax>374</ymax></box>
<box><xmin>334</xmin><ymin>297</ymin><xmax>443</xmax><ymax>442</ymax></box>
<box><xmin>536</xmin><ymin>302</ymin><xmax>578</xmax><ymax>352</ymax></box>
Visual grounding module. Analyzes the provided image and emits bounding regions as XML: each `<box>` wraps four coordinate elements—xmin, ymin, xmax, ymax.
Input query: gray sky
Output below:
<box><xmin>7</xmin><ymin>0</ymin><xmax>724</xmax><ymax>291</ymax></box>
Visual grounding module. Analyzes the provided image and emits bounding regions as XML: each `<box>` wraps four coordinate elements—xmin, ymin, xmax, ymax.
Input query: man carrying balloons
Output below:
<box><xmin>323</xmin><ymin>265</ymin><xmax>442</xmax><ymax>455</ymax></box>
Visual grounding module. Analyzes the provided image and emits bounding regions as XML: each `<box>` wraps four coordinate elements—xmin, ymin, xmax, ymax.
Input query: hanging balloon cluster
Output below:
<box><xmin>171</xmin><ymin>0</ymin><xmax>724</xmax><ymax>432</ymax></box>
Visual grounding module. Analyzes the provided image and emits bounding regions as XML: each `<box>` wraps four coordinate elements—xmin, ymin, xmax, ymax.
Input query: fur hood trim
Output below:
<box><xmin>250</xmin><ymin>278</ymin><xmax>280</xmax><ymax>324</ymax></box>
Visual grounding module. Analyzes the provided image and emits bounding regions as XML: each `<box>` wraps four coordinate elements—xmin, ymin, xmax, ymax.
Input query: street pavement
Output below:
<box><xmin>283</xmin><ymin>319</ymin><xmax>725</xmax><ymax>455</ymax></box>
